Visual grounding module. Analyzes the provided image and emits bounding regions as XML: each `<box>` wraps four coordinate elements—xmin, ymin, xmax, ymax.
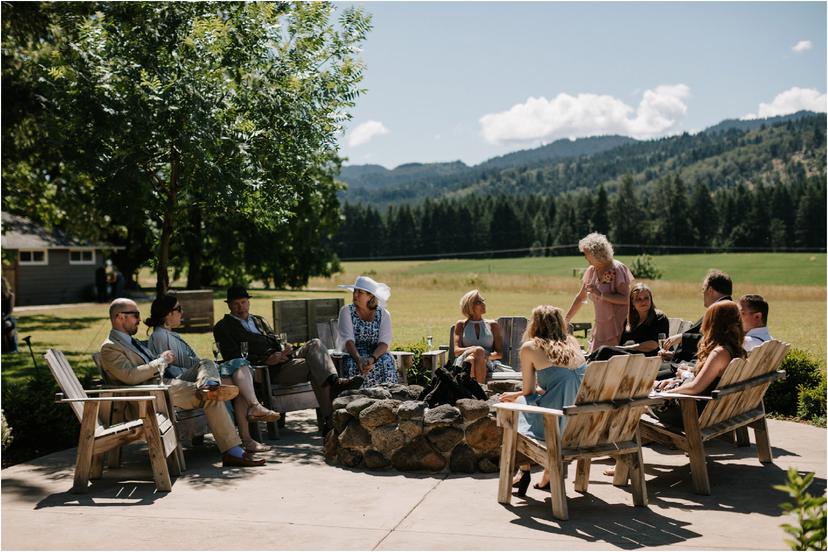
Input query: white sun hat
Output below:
<box><xmin>337</xmin><ymin>275</ymin><xmax>391</xmax><ymax>308</ymax></box>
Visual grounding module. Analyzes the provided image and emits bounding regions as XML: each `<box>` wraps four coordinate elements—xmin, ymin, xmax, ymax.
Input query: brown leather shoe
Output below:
<box><xmin>331</xmin><ymin>375</ymin><xmax>364</xmax><ymax>397</ymax></box>
<box><xmin>222</xmin><ymin>451</ymin><xmax>266</xmax><ymax>467</ymax></box>
<box><xmin>200</xmin><ymin>384</ymin><xmax>239</xmax><ymax>402</ymax></box>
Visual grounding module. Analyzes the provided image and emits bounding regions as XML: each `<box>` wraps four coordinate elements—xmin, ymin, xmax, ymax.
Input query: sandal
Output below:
<box><xmin>603</xmin><ymin>467</ymin><xmax>615</xmax><ymax>477</ymax></box>
<box><xmin>247</xmin><ymin>403</ymin><xmax>280</xmax><ymax>423</ymax></box>
<box><xmin>533</xmin><ymin>481</ymin><xmax>550</xmax><ymax>491</ymax></box>
<box><xmin>242</xmin><ymin>439</ymin><xmax>272</xmax><ymax>453</ymax></box>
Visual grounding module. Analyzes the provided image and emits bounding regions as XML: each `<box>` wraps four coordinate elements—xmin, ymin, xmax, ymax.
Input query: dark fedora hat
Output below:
<box><xmin>225</xmin><ymin>285</ymin><xmax>251</xmax><ymax>302</ymax></box>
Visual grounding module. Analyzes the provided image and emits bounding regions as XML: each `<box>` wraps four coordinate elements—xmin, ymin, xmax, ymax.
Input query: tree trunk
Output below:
<box><xmin>156</xmin><ymin>154</ymin><xmax>180</xmax><ymax>295</ymax></box>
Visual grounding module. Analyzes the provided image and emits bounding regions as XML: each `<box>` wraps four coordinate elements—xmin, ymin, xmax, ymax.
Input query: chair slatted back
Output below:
<box><xmin>561</xmin><ymin>355</ymin><xmax>660</xmax><ymax>449</ymax></box>
<box><xmin>45</xmin><ymin>349</ymin><xmax>103</xmax><ymax>431</ymax></box>
<box><xmin>698</xmin><ymin>339</ymin><xmax>789</xmax><ymax>429</ymax></box>
<box><xmin>316</xmin><ymin>319</ymin><xmax>338</xmax><ymax>351</ymax></box>
<box><xmin>668</xmin><ymin>317</ymin><xmax>694</xmax><ymax>336</ymax></box>
<box><xmin>496</xmin><ymin>316</ymin><xmax>527</xmax><ymax>370</ymax></box>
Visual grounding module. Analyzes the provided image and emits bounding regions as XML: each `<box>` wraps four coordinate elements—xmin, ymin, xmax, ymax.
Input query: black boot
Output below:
<box><xmin>515</xmin><ymin>469</ymin><xmax>531</xmax><ymax>497</ymax></box>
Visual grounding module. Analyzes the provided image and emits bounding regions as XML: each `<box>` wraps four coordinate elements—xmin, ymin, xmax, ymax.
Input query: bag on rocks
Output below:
<box><xmin>418</xmin><ymin>363</ymin><xmax>486</xmax><ymax>408</ymax></box>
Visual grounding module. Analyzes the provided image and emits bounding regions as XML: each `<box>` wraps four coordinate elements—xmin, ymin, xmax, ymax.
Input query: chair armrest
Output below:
<box><xmin>87</xmin><ymin>385</ymin><xmax>170</xmax><ymax>394</ymax></box>
<box><xmin>650</xmin><ymin>391</ymin><xmax>714</xmax><ymax>401</ymax></box>
<box><xmin>56</xmin><ymin>394</ymin><xmax>156</xmax><ymax>403</ymax></box>
<box><xmin>493</xmin><ymin>402</ymin><xmax>564</xmax><ymax>417</ymax></box>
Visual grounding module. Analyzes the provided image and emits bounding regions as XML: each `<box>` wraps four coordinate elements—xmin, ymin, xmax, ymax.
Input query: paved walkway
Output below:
<box><xmin>2</xmin><ymin>412</ymin><xmax>825</xmax><ymax>550</ymax></box>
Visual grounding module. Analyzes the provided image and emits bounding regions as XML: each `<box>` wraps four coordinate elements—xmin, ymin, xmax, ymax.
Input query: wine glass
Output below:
<box><xmin>658</xmin><ymin>333</ymin><xmax>667</xmax><ymax>350</ymax></box>
<box><xmin>240</xmin><ymin>341</ymin><xmax>248</xmax><ymax>360</ymax></box>
<box><xmin>426</xmin><ymin>326</ymin><xmax>433</xmax><ymax>350</ymax></box>
<box><xmin>279</xmin><ymin>332</ymin><xmax>288</xmax><ymax>347</ymax></box>
<box><xmin>212</xmin><ymin>341</ymin><xmax>221</xmax><ymax>361</ymax></box>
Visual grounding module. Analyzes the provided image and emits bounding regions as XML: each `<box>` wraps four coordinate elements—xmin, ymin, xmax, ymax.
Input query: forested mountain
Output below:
<box><xmin>333</xmin><ymin>112</ymin><xmax>826</xmax><ymax>259</ymax></box>
<box><xmin>338</xmin><ymin>111</ymin><xmax>825</xmax><ymax>206</ymax></box>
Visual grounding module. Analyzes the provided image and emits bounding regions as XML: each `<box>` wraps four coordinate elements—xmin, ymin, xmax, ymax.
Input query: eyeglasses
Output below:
<box><xmin>119</xmin><ymin>311</ymin><xmax>140</xmax><ymax>318</ymax></box>
<box><xmin>172</xmin><ymin>305</ymin><xmax>183</xmax><ymax>313</ymax></box>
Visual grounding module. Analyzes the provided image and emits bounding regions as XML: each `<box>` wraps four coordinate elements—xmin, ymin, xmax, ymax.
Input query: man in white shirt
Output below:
<box><xmin>739</xmin><ymin>294</ymin><xmax>773</xmax><ymax>351</ymax></box>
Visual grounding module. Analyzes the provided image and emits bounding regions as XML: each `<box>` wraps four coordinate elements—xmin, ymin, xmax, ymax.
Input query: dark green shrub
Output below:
<box><xmin>630</xmin><ymin>254</ymin><xmax>663</xmax><ymax>280</ymax></box>
<box><xmin>1</xmin><ymin>368</ymin><xmax>91</xmax><ymax>466</ymax></box>
<box><xmin>774</xmin><ymin>467</ymin><xmax>827</xmax><ymax>550</ymax></box>
<box><xmin>1</xmin><ymin>410</ymin><xmax>12</xmax><ymax>451</ymax></box>
<box><xmin>797</xmin><ymin>372</ymin><xmax>827</xmax><ymax>424</ymax></box>
<box><xmin>765</xmin><ymin>349</ymin><xmax>823</xmax><ymax>417</ymax></box>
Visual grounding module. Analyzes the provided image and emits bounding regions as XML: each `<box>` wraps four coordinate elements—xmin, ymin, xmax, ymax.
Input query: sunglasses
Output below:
<box><xmin>120</xmin><ymin>311</ymin><xmax>140</xmax><ymax>318</ymax></box>
<box><xmin>172</xmin><ymin>305</ymin><xmax>183</xmax><ymax>313</ymax></box>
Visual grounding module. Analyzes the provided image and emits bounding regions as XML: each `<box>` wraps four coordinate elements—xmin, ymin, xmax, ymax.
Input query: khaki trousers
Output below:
<box><xmin>270</xmin><ymin>338</ymin><xmax>337</xmax><ymax>418</ymax></box>
<box><xmin>166</xmin><ymin>359</ymin><xmax>241</xmax><ymax>453</ymax></box>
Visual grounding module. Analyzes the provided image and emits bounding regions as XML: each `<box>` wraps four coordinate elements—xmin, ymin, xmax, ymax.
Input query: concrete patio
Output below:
<box><xmin>2</xmin><ymin>411</ymin><xmax>825</xmax><ymax>550</ymax></box>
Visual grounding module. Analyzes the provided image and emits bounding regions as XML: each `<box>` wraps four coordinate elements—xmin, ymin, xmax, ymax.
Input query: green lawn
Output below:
<box><xmin>3</xmin><ymin>253</ymin><xmax>825</xmax><ymax>386</ymax></box>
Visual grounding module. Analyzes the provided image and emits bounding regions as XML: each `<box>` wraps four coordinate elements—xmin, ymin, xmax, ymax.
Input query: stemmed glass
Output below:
<box><xmin>240</xmin><ymin>341</ymin><xmax>248</xmax><ymax>360</ymax></box>
<box><xmin>426</xmin><ymin>326</ymin><xmax>433</xmax><ymax>351</ymax></box>
<box><xmin>212</xmin><ymin>341</ymin><xmax>221</xmax><ymax>361</ymax></box>
<box><xmin>658</xmin><ymin>333</ymin><xmax>667</xmax><ymax>351</ymax></box>
<box><xmin>278</xmin><ymin>333</ymin><xmax>288</xmax><ymax>347</ymax></box>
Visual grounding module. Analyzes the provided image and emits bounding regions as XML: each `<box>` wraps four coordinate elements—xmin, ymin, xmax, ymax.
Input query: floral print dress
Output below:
<box><xmin>342</xmin><ymin>304</ymin><xmax>398</xmax><ymax>387</ymax></box>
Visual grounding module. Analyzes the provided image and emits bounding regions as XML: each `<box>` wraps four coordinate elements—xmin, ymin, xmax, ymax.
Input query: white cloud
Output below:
<box><xmin>478</xmin><ymin>84</ymin><xmax>690</xmax><ymax>145</ymax></box>
<box><xmin>792</xmin><ymin>40</ymin><xmax>812</xmax><ymax>53</ymax></box>
<box><xmin>742</xmin><ymin>87</ymin><xmax>827</xmax><ymax>119</ymax></box>
<box><xmin>347</xmin><ymin>120</ymin><xmax>389</xmax><ymax>147</ymax></box>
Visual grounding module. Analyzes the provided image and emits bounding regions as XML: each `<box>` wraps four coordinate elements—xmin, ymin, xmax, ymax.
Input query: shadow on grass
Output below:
<box><xmin>17</xmin><ymin>314</ymin><xmax>106</xmax><ymax>333</ymax></box>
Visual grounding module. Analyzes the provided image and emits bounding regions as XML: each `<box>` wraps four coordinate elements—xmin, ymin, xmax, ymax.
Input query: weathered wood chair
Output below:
<box><xmin>251</xmin><ymin>365</ymin><xmax>321</xmax><ymax>439</ymax></box>
<box><xmin>494</xmin><ymin>354</ymin><xmax>662</xmax><ymax>520</ymax></box>
<box><xmin>46</xmin><ymin>348</ymin><xmax>182</xmax><ymax>493</ymax></box>
<box><xmin>92</xmin><ymin>352</ymin><xmax>208</xmax><ymax>468</ymax></box>
<box><xmin>668</xmin><ymin>317</ymin><xmax>694</xmax><ymax>336</ymax></box>
<box><xmin>445</xmin><ymin>316</ymin><xmax>526</xmax><ymax>380</ymax></box>
<box><xmin>640</xmin><ymin>339</ymin><xmax>790</xmax><ymax>495</ymax></box>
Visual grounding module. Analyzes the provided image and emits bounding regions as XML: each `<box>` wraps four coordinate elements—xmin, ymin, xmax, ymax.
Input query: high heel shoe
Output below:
<box><xmin>515</xmin><ymin>469</ymin><xmax>531</xmax><ymax>497</ymax></box>
<box><xmin>247</xmin><ymin>403</ymin><xmax>280</xmax><ymax>423</ymax></box>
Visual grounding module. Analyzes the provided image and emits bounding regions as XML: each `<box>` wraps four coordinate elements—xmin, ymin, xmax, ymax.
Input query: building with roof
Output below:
<box><xmin>1</xmin><ymin>212</ymin><xmax>123</xmax><ymax>306</ymax></box>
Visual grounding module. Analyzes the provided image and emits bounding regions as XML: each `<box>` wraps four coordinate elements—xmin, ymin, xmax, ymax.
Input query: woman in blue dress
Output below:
<box><xmin>145</xmin><ymin>293</ymin><xmax>279</xmax><ymax>453</ymax></box>
<box><xmin>337</xmin><ymin>276</ymin><xmax>397</xmax><ymax>387</ymax></box>
<box><xmin>500</xmin><ymin>305</ymin><xmax>587</xmax><ymax>496</ymax></box>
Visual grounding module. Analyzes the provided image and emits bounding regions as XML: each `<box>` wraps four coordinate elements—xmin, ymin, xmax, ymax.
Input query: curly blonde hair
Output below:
<box><xmin>697</xmin><ymin>300</ymin><xmax>746</xmax><ymax>367</ymax></box>
<box><xmin>578</xmin><ymin>232</ymin><xmax>614</xmax><ymax>263</ymax></box>
<box><xmin>522</xmin><ymin>305</ymin><xmax>578</xmax><ymax>366</ymax></box>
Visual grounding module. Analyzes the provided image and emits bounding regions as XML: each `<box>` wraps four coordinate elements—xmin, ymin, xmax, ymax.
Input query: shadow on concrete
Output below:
<box><xmin>503</xmin><ymin>497</ymin><xmax>701</xmax><ymax>549</ymax></box>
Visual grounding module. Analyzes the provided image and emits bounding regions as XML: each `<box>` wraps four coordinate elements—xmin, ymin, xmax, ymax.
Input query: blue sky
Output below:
<box><xmin>336</xmin><ymin>1</ymin><xmax>827</xmax><ymax>169</ymax></box>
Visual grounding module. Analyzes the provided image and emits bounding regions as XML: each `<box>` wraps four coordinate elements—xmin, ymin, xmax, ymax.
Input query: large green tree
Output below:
<box><xmin>2</xmin><ymin>2</ymin><xmax>370</xmax><ymax>292</ymax></box>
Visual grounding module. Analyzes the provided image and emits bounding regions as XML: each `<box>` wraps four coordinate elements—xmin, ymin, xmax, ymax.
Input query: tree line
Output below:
<box><xmin>334</xmin><ymin>173</ymin><xmax>827</xmax><ymax>259</ymax></box>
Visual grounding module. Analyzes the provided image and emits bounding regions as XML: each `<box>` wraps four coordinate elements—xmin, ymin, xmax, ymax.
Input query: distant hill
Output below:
<box><xmin>338</xmin><ymin>112</ymin><xmax>826</xmax><ymax>206</ymax></box>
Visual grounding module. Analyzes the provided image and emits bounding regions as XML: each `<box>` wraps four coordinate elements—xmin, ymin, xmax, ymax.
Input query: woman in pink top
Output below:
<box><xmin>565</xmin><ymin>232</ymin><xmax>633</xmax><ymax>353</ymax></box>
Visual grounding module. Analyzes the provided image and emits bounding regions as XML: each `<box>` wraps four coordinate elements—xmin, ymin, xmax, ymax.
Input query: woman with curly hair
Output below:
<box><xmin>565</xmin><ymin>232</ymin><xmax>633</xmax><ymax>353</ymax></box>
<box><xmin>653</xmin><ymin>300</ymin><xmax>746</xmax><ymax>428</ymax></box>
<box><xmin>500</xmin><ymin>305</ymin><xmax>587</xmax><ymax>496</ymax></box>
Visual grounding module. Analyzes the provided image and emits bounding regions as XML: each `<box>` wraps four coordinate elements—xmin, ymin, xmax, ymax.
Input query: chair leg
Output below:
<box><xmin>107</xmin><ymin>446</ymin><xmax>122</xmax><ymax>469</ymax></box>
<box><xmin>90</xmin><ymin>453</ymin><xmax>105</xmax><ymax>480</ymax></box>
<box><xmin>543</xmin><ymin>414</ymin><xmax>568</xmax><ymax>521</ymax></box>
<box><xmin>139</xmin><ymin>402</ymin><xmax>173</xmax><ymax>493</ymax></box>
<box><xmin>629</xmin><ymin>430</ymin><xmax>648</xmax><ymax>507</ymax></box>
<box><xmin>574</xmin><ymin>458</ymin><xmax>590</xmax><ymax>493</ymax></box>
<box><xmin>735</xmin><ymin>426</ymin><xmax>750</xmax><ymax>447</ymax></box>
<box><xmin>72</xmin><ymin>402</ymin><xmax>100</xmax><ymax>493</ymax></box>
<box><xmin>680</xmin><ymin>399</ymin><xmax>710</xmax><ymax>495</ymax></box>
<box><xmin>496</xmin><ymin>410</ymin><xmax>519</xmax><ymax>504</ymax></box>
<box><xmin>612</xmin><ymin>456</ymin><xmax>630</xmax><ymax>487</ymax></box>
<box><xmin>751</xmin><ymin>416</ymin><xmax>773</xmax><ymax>463</ymax></box>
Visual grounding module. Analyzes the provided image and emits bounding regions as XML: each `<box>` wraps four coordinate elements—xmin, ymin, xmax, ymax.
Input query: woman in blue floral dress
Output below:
<box><xmin>337</xmin><ymin>276</ymin><xmax>397</xmax><ymax>387</ymax></box>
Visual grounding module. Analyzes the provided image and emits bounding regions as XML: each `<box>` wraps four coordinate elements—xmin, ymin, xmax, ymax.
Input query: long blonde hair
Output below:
<box><xmin>522</xmin><ymin>305</ymin><xmax>577</xmax><ymax>366</ymax></box>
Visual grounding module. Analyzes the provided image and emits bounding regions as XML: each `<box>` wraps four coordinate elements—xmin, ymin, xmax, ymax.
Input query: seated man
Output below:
<box><xmin>213</xmin><ymin>286</ymin><xmax>362</xmax><ymax>434</ymax></box>
<box><xmin>739</xmin><ymin>294</ymin><xmax>773</xmax><ymax>351</ymax></box>
<box><xmin>100</xmin><ymin>298</ymin><xmax>264</xmax><ymax>467</ymax></box>
<box><xmin>658</xmin><ymin>269</ymin><xmax>732</xmax><ymax>378</ymax></box>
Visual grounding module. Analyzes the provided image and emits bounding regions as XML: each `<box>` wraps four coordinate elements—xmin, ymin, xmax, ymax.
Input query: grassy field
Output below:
<box><xmin>2</xmin><ymin>253</ymin><xmax>825</xmax><ymax>385</ymax></box>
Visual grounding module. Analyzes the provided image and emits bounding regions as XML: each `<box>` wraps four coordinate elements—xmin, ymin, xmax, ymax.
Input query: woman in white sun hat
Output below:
<box><xmin>337</xmin><ymin>276</ymin><xmax>397</xmax><ymax>387</ymax></box>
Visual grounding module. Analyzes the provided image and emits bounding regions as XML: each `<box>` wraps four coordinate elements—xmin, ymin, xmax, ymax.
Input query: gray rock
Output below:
<box><xmin>359</xmin><ymin>399</ymin><xmax>401</xmax><ymax>429</ymax></box>
<box><xmin>426</xmin><ymin>426</ymin><xmax>464</xmax><ymax>453</ymax></box>
<box><xmin>406</xmin><ymin>385</ymin><xmax>425</xmax><ymax>399</ymax></box>
<box><xmin>465</xmin><ymin>416</ymin><xmax>502</xmax><ymax>452</ymax></box>
<box><xmin>487</xmin><ymin>380</ymin><xmax>520</xmax><ymax>393</ymax></box>
<box><xmin>337</xmin><ymin>447</ymin><xmax>363</xmax><ymax>468</ymax></box>
<box><xmin>323</xmin><ymin>429</ymin><xmax>339</xmax><ymax>463</ymax></box>
<box><xmin>424</xmin><ymin>404</ymin><xmax>462</xmax><ymax>427</ymax></box>
<box><xmin>363</xmin><ymin>449</ymin><xmax>390</xmax><ymax>470</ymax></box>
<box><xmin>332</xmin><ymin>395</ymin><xmax>364</xmax><ymax>410</ymax></box>
<box><xmin>332</xmin><ymin>408</ymin><xmax>353</xmax><ymax>434</ymax></box>
<box><xmin>391</xmin><ymin>437</ymin><xmax>447</xmax><ymax>472</ymax></box>
<box><xmin>361</xmin><ymin>387</ymin><xmax>393</xmax><ymax>400</ymax></box>
<box><xmin>449</xmin><ymin>443</ymin><xmax>477</xmax><ymax>473</ymax></box>
<box><xmin>345</xmin><ymin>397</ymin><xmax>377</xmax><ymax>417</ymax></box>
<box><xmin>338</xmin><ymin>419</ymin><xmax>371</xmax><ymax>449</ymax></box>
<box><xmin>478</xmin><ymin>456</ymin><xmax>499</xmax><ymax>473</ymax></box>
<box><xmin>386</xmin><ymin>384</ymin><xmax>411</xmax><ymax>401</ymax></box>
<box><xmin>398</xmin><ymin>419</ymin><xmax>423</xmax><ymax>440</ymax></box>
<box><xmin>371</xmin><ymin>423</ymin><xmax>406</xmax><ymax>454</ymax></box>
<box><xmin>339</xmin><ymin>389</ymin><xmax>369</xmax><ymax>397</ymax></box>
<box><xmin>397</xmin><ymin>400</ymin><xmax>427</xmax><ymax>420</ymax></box>
<box><xmin>455</xmin><ymin>398</ymin><xmax>490</xmax><ymax>422</ymax></box>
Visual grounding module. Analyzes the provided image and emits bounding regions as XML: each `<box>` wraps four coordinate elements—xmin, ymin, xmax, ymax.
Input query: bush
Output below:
<box><xmin>1</xmin><ymin>368</ymin><xmax>90</xmax><ymax>466</ymax></box>
<box><xmin>1</xmin><ymin>410</ymin><xmax>12</xmax><ymax>451</ymax></box>
<box><xmin>630</xmin><ymin>254</ymin><xmax>663</xmax><ymax>280</ymax></box>
<box><xmin>394</xmin><ymin>339</ymin><xmax>432</xmax><ymax>387</ymax></box>
<box><xmin>765</xmin><ymin>349</ymin><xmax>823</xmax><ymax>418</ymax></box>
<box><xmin>797</xmin><ymin>372</ymin><xmax>827</xmax><ymax>424</ymax></box>
<box><xmin>774</xmin><ymin>467</ymin><xmax>827</xmax><ymax>550</ymax></box>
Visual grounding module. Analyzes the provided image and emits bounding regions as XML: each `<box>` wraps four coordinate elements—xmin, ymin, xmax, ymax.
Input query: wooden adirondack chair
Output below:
<box><xmin>446</xmin><ymin>316</ymin><xmax>526</xmax><ymax>380</ymax></box>
<box><xmin>494</xmin><ymin>354</ymin><xmax>662</xmax><ymax>520</ymax></box>
<box><xmin>640</xmin><ymin>339</ymin><xmax>790</xmax><ymax>495</ymax></box>
<box><xmin>45</xmin><ymin>349</ymin><xmax>182</xmax><ymax>493</ymax></box>
<box><xmin>668</xmin><ymin>317</ymin><xmax>694</xmax><ymax>336</ymax></box>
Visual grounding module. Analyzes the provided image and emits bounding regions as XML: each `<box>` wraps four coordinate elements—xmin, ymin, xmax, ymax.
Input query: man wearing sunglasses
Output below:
<box><xmin>100</xmin><ymin>298</ymin><xmax>264</xmax><ymax>467</ymax></box>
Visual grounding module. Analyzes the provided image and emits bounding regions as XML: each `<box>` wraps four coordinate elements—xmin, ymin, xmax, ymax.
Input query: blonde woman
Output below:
<box><xmin>453</xmin><ymin>289</ymin><xmax>509</xmax><ymax>384</ymax></box>
<box><xmin>500</xmin><ymin>305</ymin><xmax>587</xmax><ymax>495</ymax></box>
<box><xmin>565</xmin><ymin>232</ymin><xmax>633</xmax><ymax>352</ymax></box>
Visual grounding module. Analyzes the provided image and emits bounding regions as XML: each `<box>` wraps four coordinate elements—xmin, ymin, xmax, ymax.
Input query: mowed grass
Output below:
<box><xmin>3</xmin><ymin>253</ymin><xmax>825</xmax><ymax>385</ymax></box>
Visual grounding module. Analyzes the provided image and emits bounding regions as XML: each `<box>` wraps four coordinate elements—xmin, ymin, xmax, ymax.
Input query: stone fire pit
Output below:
<box><xmin>323</xmin><ymin>382</ymin><xmax>518</xmax><ymax>473</ymax></box>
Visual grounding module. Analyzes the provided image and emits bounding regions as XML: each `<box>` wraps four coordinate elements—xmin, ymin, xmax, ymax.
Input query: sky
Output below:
<box><xmin>335</xmin><ymin>1</ymin><xmax>827</xmax><ymax>169</ymax></box>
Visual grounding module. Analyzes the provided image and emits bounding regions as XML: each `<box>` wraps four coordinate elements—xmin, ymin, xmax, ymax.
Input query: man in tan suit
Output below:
<box><xmin>100</xmin><ymin>298</ymin><xmax>264</xmax><ymax>467</ymax></box>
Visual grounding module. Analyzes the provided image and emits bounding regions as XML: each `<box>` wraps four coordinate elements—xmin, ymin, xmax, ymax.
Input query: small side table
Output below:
<box><xmin>422</xmin><ymin>350</ymin><xmax>447</xmax><ymax>376</ymax></box>
<box><xmin>389</xmin><ymin>351</ymin><xmax>414</xmax><ymax>384</ymax></box>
